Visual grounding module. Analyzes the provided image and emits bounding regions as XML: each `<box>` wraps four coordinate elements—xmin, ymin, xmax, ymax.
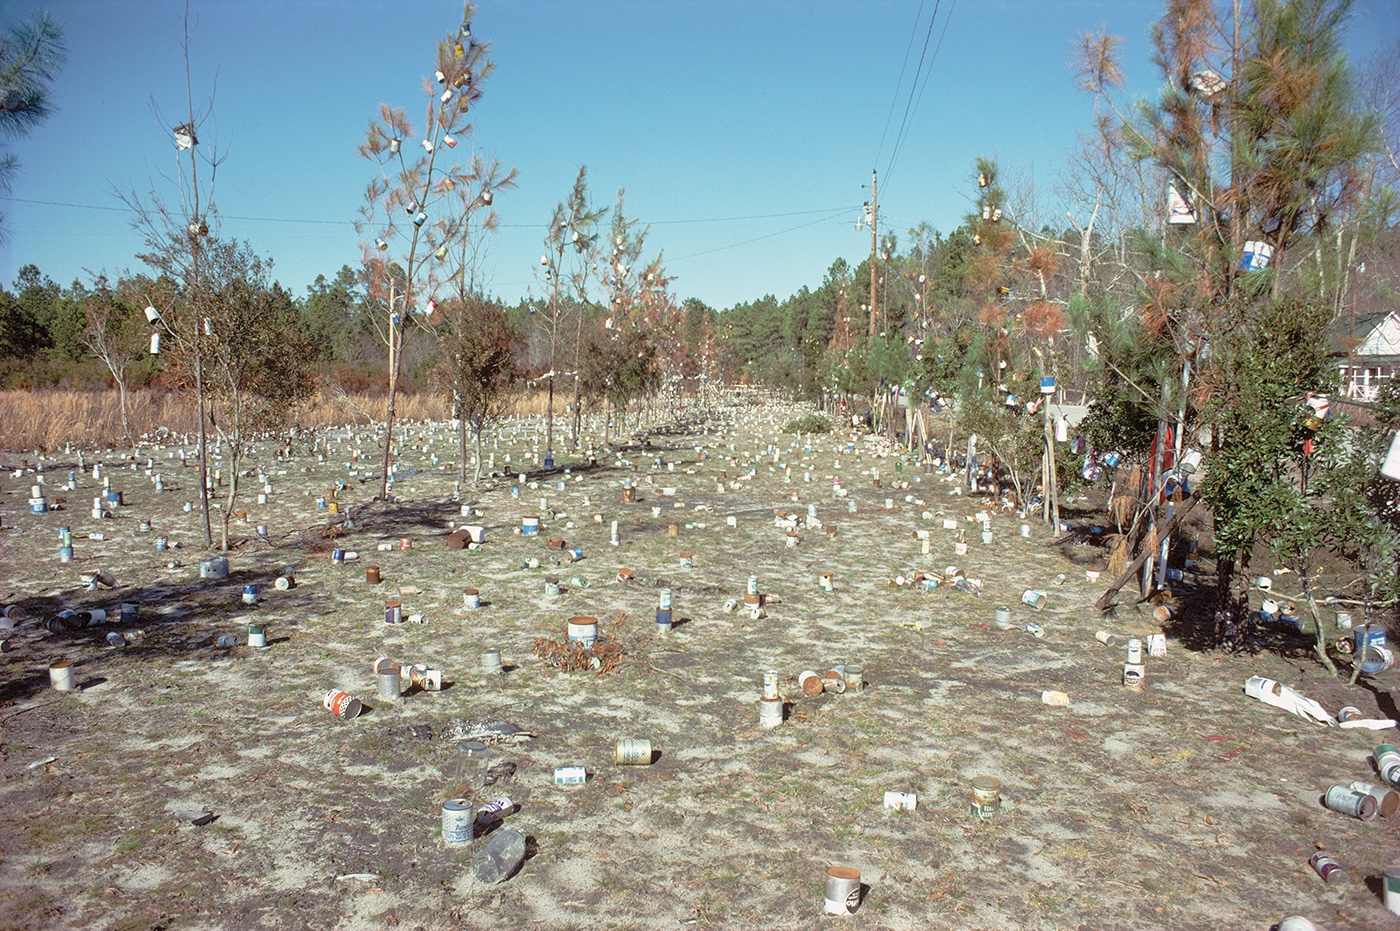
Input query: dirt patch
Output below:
<box><xmin>1</xmin><ymin>404</ymin><xmax>1397</xmax><ymax>931</ymax></box>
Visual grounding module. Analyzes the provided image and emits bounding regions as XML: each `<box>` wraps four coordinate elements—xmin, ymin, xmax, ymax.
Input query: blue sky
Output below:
<box><xmin>1</xmin><ymin>0</ymin><xmax>1396</xmax><ymax>310</ymax></box>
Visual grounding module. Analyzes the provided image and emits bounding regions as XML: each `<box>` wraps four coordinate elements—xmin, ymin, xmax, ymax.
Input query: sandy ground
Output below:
<box><xmin>1</xmin><ymin>397</ymin><xmax>1398</xmax><ymax>931</ymax></box>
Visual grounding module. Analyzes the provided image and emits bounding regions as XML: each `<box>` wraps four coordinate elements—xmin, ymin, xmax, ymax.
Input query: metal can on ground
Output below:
<box><xmin>385</xmin><ymin>602</ymin><xmax>403</xmax><ymax>625</ymax></box>
<box><xmin>463</xmin><ymin>588</ymin><xmax>480</xmax><ymax>609</ymax></box>
<box><xmin>442</xmin><ymin>799</ymin><xmax>474</xmax><ymax>847</ymax></box>
<box><xmin>1021</xmin><ymin>589</ymin><xmax>1047</xmax><ymax>611</ymax></box>
<box><xmin>759</xmin><ymin>696</ymin><xmax>782</xmax><ymax>727</ymax></box>
<box><xmin>1126</xmin><ymin>639</ymin><xmax>1142</xmax><ymax>663</ymax></box>
<box><xmin>1123</xmin><ymin>663</ymin><xmax>1145</xmax><ymax>690</ymax></box>
<box><xmin>566</xmin><ymin>616</ymin><xmax>598</xmax><ymax>648</ymax></box>
<box><xmin>1384</xmin><ymin>864</ymin><xmax>1400</xmax><ymax>915</ymax></box>
<box><xmin>993</xmin><ymin>606</ymin><xmax>1013</xmax><ymax>628</ymax></box>
<box><xmin>1324</xmin><ymin>784</ymin><xmax>1378</xmax><ymax>821</ymax></box>
<box><xmin>1376</xmin><ymin>744</ymin><xmax>1400</xmax><ymax>787</ymax></box>
<box><xmin>378</xmin><ymin>671</ymin><xmax>402</xmax><ymax>701</ymax></box>
<box><xmin>1277</xmin><ymin>919</ymin><xmax>1317</xmax><ymax>931</ymax></box>
<box><xmin>481</xmin><ymin>648</ymin><xmax>503</xmax><ymax>674</ymax></box>
<box><xmin>247</xmin><ymin>623</ymin><xmax>267</xmax><ymax>648</ymax></box>
<box><xmin>366</xmin><ymin>566</ymin><xmax>381</xmax><ymax>584</ymax></box>
<box><xmin>322</xmin><ymin>689</ymin><xmax>363</xmax><ymax>720</ymax></box>
<box><xmin>1309</xmin><ymin>850</ymin><xmax>1348</xmax><ymax>884</ymax></box>
<box><xmin>799</xmin><ymin>670</ymin><xmax>824</xmax><ymax>696</ymax></box>
<box><xmin>844</xmin><ymin>665</ymin><xmax>864</xmax><ymax>691</ymax></box>
<box><xmin>49</xmin><ymin>660</ymin><xmax>75</xmax><ymax>691</ymax></box>
<box><xmin>1095</xmin><ymin>630</ymin><xmax>1117</xmax><ymax>646</ymax></box>
<box><xmin>655</xmin><ymin>608</ymin><xmax>672</xmax><ymax>631</ymax></box>
<box><xmin>615</xmin><ymin>738</ymin><xmax>653</xmax><ymax>765</ymax></box>
<box><xmin>823</xmin><ymin>866</ymin><xmax>862</xmax><ymax>916</ymax></box>
<box><xmin>970</xmin><ymin>775</ymin><xmax>1000</xmax><ymax>819</ymax></box>
<box><xmin>1348</xmin><ymin>780</ymin><xmax>1400</xmax><ymax>818</ymax></box>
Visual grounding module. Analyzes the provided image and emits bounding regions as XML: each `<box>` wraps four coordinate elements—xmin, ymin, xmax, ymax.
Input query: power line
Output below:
<box><xmin>888</xmin><ymin>0</ymin><xmax>959</xmax><ymax>196</ymax></box>
<box><xmin>874</xmin><ymin>0</ymin><xmax>928</xmax><ymax>172</ymax></box>
<box><xmin>0</xmin><ymin>195</ymin><xmax>858</xmax><ymax>230</ymax></box>
<box><xmin>882</xmin><ymin>0</ymin><xmax>952</xmax><ymax>195</ymax></box>
<box><xmin>670</xmin><ymin>209</ymin><xmax>853</xmax><ymax>261</ymax></box>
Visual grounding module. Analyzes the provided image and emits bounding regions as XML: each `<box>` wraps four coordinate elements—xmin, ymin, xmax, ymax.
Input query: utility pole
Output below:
<box><xmin>867</xmin><ymin>169</ymin><xmax>878</xmax><ymax>337</ymax></box>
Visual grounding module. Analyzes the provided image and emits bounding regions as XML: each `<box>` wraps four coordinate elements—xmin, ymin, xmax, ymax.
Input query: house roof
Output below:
<box><xmin>1328</xmin><ymin>309</ymin><xmax>1396</xmax><ymax>357</ymax></box>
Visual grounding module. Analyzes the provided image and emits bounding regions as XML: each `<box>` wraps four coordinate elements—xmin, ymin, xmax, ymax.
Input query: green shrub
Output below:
<box><xmin>782</xmin><ymin>414</ymin><xmax>832</xmax><ymax>434</ymax></box>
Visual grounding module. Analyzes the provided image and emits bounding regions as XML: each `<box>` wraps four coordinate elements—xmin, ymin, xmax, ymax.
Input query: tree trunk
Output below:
<box><xmin>458</xmin><ymin>412</ymin><xmax>469</xmax><ymax>485</ymax></box>
<box><xmin>117</xmin><ymin>377</ymin><xmax>134</xmax><ymax>450</ymax></box>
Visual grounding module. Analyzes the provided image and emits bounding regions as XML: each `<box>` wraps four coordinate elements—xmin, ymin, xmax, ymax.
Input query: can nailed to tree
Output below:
<box><xmin>1324</xmin><ymin>784</ymin><xmax>1379</xmax><ymax>821</ymax></box>
<box><xmin>322</xmin><ymin>689</ymin><xmax>363</xmax><ymax>720</ymax></box>
<box><xmin>823</xmin><ymin>866</ymin><xmax>862</xmax><ymax>916</ymax></box>
<box><xmin>1348</xmin><ymin>780</ymin><xmax>1400</xmax><ymax>818</ymax></box>
<box><xmin>615</xmin><ymin>738</ymin><xmax>653</xmax><ymax>765</ymax></box>
<box><xmin>1309</xmin><ymin>850</ymin><xmax>1349</xmax><ymax>884</ymax></box>
<box><xmin>970</xmin><ymin>775</ymin><xmax>1001</xmax><ymax>819</ymax></box>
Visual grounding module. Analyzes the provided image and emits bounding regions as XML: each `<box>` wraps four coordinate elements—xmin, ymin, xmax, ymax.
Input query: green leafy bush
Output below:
<box><xmin>782</xmin><ymin>414</ymin><xmax>832</xmax><ymax>434</ymax></box>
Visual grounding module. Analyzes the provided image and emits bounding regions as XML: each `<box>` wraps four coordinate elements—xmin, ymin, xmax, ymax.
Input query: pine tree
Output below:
<box><xmin>0</xmin><ymin>11</ymin><xmax>65</xmax><ymax>242</ymax></box>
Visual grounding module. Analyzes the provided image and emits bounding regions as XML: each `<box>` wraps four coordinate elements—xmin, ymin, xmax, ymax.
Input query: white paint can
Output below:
<box><xmin>49</xmin><ymin>660</ymin><xmax>75</xmax><ymax>691</ymax></box>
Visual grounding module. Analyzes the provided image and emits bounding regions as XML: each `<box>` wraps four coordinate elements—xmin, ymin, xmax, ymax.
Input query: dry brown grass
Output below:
<box><xmin>0</xmin><ymin>389</ymin><xmax>459</xmax><ymax>451</ymax></box>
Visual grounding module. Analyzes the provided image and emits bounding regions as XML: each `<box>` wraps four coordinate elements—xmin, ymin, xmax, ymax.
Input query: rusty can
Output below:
<box><xmin>799</xmin><ymin>670</ymin><xmax>824</xmax><ymax>696</ymax></box>
<box><xmin>366</xmin><ymin>565</ymin><xmax>381</xmax><ymax>584</ymax></box>
<box><xmin>823</xmin><ymin>866</ymin><xmax>862</xmax><ymax>916</ymax></box>
<box><xmin>1348</xmin><ymin>780</ymin><xmax>1400</xmax><ymax>818</ymax></box>
<box><xmin>970</xmin><ymin>775</ymin><xmax>1001</xmax><ymax>819</ymax></box>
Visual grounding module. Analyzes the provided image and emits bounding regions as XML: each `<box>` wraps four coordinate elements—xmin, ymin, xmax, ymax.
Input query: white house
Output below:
<box><xmin>1333</xmin><ymin>310</ymin><xmax>1400</xmax><ymax>401</ymax></box>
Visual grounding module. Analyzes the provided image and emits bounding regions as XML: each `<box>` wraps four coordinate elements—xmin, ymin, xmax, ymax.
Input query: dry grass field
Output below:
<box><xmin>1</xmin><ymin>395</ymin><xmax>1397</xmax><ymax>931</ymax></box>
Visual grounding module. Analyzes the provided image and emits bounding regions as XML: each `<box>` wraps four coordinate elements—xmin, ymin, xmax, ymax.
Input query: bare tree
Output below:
<box><xmin>356</xmin><ymin>3</ymin><xmax>500</xmax><ymax>500</ymax></box>
<box><xmin>81</xmin><ymin>276</ymin><xmax>144</xmax><ymax>450</ymax></box>
<box><xmin>114</xmin><ymin>1</ymin><xmax>225</xmax><ymax>548</ymax></box>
